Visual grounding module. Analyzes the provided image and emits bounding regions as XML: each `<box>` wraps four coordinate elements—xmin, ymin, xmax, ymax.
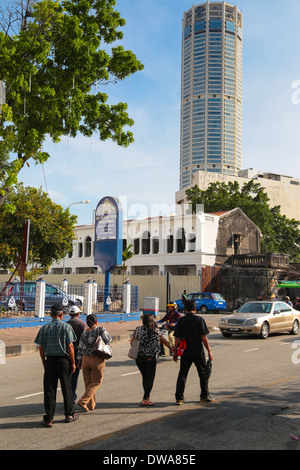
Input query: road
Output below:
<box><xmin>1</xmin><ymin>330</ymin><xmax>300</xmax><ymax>451</ymax></box>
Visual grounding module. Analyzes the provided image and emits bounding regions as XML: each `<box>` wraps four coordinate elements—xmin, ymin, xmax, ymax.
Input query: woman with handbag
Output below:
<box><xmin>77</xmin><ymin>314</ymin><xmax>112</xmax><ymax>412</ymax></box>
<box><xmin>130</xmin><ymin>313</ymin><xmax>173</xmax><ymax>406</ymax></box>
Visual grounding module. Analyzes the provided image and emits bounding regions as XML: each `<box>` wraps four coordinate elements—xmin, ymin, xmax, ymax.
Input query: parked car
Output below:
<box><xmin>219</xmin><ymin>301</ymin><xmax>300</xmax><ymax>339</ymax></box>
<box><xmin>0</xmin><ymin>281</ymin><xmax>84</xmax><ymax>312</ymax></box>
<box><xmin>175</xmin><ymin>292</ymin><xmax>227</xmax><ymax>314</ymax></box>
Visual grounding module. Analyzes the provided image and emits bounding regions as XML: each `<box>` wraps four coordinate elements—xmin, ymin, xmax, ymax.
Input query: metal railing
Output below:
<box><xmin>0</xmin><ymin>282</ymin><xmax>138</xmax><ymax>318</ymax></box>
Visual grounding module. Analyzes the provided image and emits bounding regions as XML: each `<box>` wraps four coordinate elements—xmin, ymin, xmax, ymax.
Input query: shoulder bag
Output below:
<box><xmin>92</xmin><ymin>335</ymin><xmax>112</xmax><ymax>360</ymax></box>
<box><xmin>128</xmin><ymin>326</ymin><xmax>142</xmax><ymax>359</ymax></box>
<box><xmin>177</xmin><ymin>338</ymin><xmax>187</xmax><ymax>357</ymax></box>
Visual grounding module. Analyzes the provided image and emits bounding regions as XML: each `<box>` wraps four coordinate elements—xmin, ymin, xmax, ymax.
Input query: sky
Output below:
<box><xmin>17</xmin><ymin>0</ymin><xmax>300</xmax><ymax>226</ymax></box>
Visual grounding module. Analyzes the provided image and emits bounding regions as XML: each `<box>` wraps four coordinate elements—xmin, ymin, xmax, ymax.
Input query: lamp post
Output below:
<box><xmin>63</xmin><ymin>200</ymin><xmax>90</xmax><ymax>276</ymax></box>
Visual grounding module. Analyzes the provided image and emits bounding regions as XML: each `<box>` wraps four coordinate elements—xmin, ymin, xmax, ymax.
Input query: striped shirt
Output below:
<box><xmin>34</xmin><ymin>318</ymin><xmax>77</xmax><ymax>357</ymax></box>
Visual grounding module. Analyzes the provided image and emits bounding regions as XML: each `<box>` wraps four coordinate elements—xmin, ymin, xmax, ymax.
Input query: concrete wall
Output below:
<box><xmin>176</xmin><ymin>169</ymin><xmax>300</xmax><ymax>221</ymax></box>
<box><xmin>0</xmin><ymin>274</ymin><xmax>202</xmax><ymax>311</ymax></box>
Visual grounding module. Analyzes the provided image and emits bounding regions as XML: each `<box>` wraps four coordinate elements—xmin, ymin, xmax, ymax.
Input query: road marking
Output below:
<box><xmin>244</xmin><ymin>348</ymin><xmax>259</xmax><ymax>353</ymax></box>
<box><xmin>15</xmin><ymin>388</ymin><xmax>61</xmax><ymax>400</ymax></box>
<box><xmin>121</xmin><ymin>372</ymin><xmax>140</xmax><ymax>377</ymax></box>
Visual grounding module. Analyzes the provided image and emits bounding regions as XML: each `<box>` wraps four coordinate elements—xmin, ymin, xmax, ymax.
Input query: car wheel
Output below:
<box><xmin>200</xmin><ymin>305</ymin><xmax>208</xmax><ymax>314</ymax></box>
<box><xmin>259</xmin><ymin>322</ymin><xmax>269</xmax><ymax>339</ymax></box>
<box><xmin>75</xmin><ymin>299</ymin><xmax>82</xmax><ymax>307</ymax></box>
<box><xmin>290</xmin><ymin>320</ymin><xmax>299</xmax><ymax>335</ymax></box>
<box><xmin>221</xmin><ymin>332</ymin><xmax>232</xmax><ymax>338</ymax></box>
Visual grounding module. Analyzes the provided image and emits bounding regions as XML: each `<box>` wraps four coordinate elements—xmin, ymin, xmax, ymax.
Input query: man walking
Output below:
<box><xmin>67</xmin><ymin>305</ymin><xmax>87</xmax><ymax>402</ymax></box>
<box><xmin>173</xmin><ymin>299</ymin><xmax>213</xmax><ymax>405</ymax></box>
<box><xmin>34</xmin><ymin>303</ymin><xmax>79</xmax><ymax>427</ymax></box>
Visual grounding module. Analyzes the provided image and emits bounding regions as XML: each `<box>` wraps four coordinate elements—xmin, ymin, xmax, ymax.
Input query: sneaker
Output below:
<box><xmin>176</xmin><ymin>399</ymin><xmax>184</xmax><ymax>405</ymax></box>
<box><xmin>200</xmin><ymin>396</ymin><xmax>215</xmax><ymax>403</ymax></box>
<box><xmin>65</xmin><ymin>413</ymin><xmax>79</xmax><ymax>423</ymax></box>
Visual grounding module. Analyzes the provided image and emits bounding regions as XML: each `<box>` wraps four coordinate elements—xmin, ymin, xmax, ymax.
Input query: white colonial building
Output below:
<box><xmin>50</xmin><ymin>208</ymin><xmax>261</xmax><ymax>277</ymax></box>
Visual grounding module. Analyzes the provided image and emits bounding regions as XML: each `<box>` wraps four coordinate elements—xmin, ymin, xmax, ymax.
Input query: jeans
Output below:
<box><xmin>175</xmin><ymin>355</ymin><xmax>209</xmax><ymax>401</ymax></box>
<box><xmin>136</xmin><ymin>355</ymin><xmax>157</xmax><ymax>400</ymax></box>
<box><xmin>43</xmin><ymin>356</ymin><xmax>74</xmax><ymax>421</ymax></box>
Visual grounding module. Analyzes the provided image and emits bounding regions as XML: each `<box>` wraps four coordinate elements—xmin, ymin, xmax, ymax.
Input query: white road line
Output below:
<box><xmin>121</xmin><ymin>372</ymin><xmax>140</xmax><ymax>377</ymax></box>
<box><xmin>15</xmin><ymin>388</ymin><xmax>61</xmax><ymax>400</ymax></box>
<box><xmin>244</xmin><ymin>348</ymin><xmax>259</xmax><ymax>353</ymax></box>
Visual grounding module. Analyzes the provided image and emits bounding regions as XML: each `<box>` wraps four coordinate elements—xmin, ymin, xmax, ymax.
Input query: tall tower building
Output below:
<box><xmin>180</xmin><ymin>2</ymin><xmax>243</xmax><ymax>189</ymax></box>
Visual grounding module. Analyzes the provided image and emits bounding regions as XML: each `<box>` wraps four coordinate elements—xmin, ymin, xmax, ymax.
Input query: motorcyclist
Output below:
<box><xmin>157</xmin><ymin>302</ymin><xmax>181</xmax><ymax>356</ymax></box>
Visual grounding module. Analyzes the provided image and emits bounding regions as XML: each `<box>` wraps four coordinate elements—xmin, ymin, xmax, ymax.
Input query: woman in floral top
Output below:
<box><xmin>77</xmin><ymin>314</ymin><xmax>111</xmax><ymax>411</ymax></box>
<box><xmin>130</xmin><ymin>313</ymin><xmax>173</xmax><ymax>406</ymax></box>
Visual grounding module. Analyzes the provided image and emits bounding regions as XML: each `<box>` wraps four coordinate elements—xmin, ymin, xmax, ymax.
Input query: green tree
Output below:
<box><xmin>121</xmin><ymin>243</ymin><xmax>134</xmax><ymax>281</ymax></box>
<box><xmin>186</xmin><ymin>181</ymin><xmax>300</xmax><ymax>262</ymax></box>
<box><xmin>0</xmin><ymin>183</ymin><xmax>77</xmax><ymax>275</ymax></box>
<box><xmin>0</xmin><ymin>0</ymin><xmax>144</xmax><ymax>205</ymax></box>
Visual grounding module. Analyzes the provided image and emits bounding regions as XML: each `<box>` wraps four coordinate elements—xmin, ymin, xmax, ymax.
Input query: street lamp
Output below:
<box><xmin>63</xmin><ymin>200</ymin><xmax>91</xmax><ymax>276</ymax></box>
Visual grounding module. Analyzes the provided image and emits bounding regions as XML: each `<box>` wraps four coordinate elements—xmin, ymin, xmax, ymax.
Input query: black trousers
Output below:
<box><xmin>43</xmin><ymin>356</ymin><xmax>74</xmax><ymax>421</ymax></box>
<box><xmin>175</xmin><ymin>355</ymin><xmax>209</xmax><ymax>401</ymax></box>
<box><xmin>136</xmin><ymin>355</ymin><xmax>157</xmax><ymax>400</ymax></box>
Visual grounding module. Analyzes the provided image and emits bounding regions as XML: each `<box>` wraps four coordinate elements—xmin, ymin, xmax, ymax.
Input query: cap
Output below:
<box><xmin>69</xmin><ymin>305</ymin><xmax>81</xmax><ymax>314</ymax></box>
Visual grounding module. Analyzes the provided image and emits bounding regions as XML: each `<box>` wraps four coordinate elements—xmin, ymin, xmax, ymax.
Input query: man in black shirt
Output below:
<box><xmin>173</xmin><ymin>299</ymin><xmax>213</xmax><ymax>405</ymax></box>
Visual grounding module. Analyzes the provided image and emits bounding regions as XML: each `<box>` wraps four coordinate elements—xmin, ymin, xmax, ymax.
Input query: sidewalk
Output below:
<box><xmin>0</xmin><ymin>313</ymin><xmax>220</xmax><ymax>357</ymax></box>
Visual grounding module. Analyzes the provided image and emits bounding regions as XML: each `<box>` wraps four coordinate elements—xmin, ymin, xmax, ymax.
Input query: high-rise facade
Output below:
<box><xmin>180</xmin><ymin>2</ymin><xmax>243</xmax><ymax>189</ymax></box>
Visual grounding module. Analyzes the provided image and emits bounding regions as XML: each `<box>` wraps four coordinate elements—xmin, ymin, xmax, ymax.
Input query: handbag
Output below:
<box><xmin>128</xmin><ymin>326</ymin><xmax>142</xmax><ymax>359</ymax></box>
<box><xmin>177</xmin><ymin>338</ymin><xmax>187</xmax><ymax>357</ymax></box>
<box><xmin>92</xmin><ymin>335</ymin><xmax>112</xmax><ymax>360</ymax></box>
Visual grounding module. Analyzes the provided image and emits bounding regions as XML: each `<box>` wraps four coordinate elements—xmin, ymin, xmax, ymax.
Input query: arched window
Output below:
<box><xmin>176</xmin><ymin>228</ymin><xmax>186</xmax><ymax>253</ymax></box>
<box><xmin>78</xmin><ymin>242</ymin><xmax>83</xmax><ymax>258</ymax></box>
<box><xmin>85</xmin><ymin>236</ymin><xmax>92</xmax><ymax>257</ymax></box>
<box><xmin>167</xmin><ymin>235</ymin><xmax>174</xmax><ymax>254</ymax></box>
<box><xmin>188</xmin><ymin>233</ymin><xmax>196</xmax><ymax>252</ymax></box>
<box><xmin>142</xmin><ymin>231</ymin><xmax>151</xmax><ymax>254</ymax></box>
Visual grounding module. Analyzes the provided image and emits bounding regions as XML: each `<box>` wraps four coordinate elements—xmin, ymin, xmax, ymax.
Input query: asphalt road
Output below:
<box><xmin>1</xmin><ymin>330</ymin><xmax>300</xmax><ymax>452</ymax></box>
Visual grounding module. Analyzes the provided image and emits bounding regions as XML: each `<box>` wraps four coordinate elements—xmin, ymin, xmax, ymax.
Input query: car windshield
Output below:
<box><xmin>237</xmin><ymin>303</ymin><xmax>272</xmax><ymax>314</ymax></box>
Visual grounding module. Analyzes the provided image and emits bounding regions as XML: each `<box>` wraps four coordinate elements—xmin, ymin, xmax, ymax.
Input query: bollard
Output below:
<box><xmin>0</xmin><ymin>341</ymin><xmax>5</xmax><ymax>365</ymax></box>
<box><xmin>35</xmin><ymin>279</ymin><xmax>46</xmax><ymax>319</ymax></box>
<box><xmin>84</xmin><ymin>280</ymin><xmax>93</xmax><ymax>316</ymax></box>
<box><xmin>62</xmin><ymin>278</ymin><xmax>69</xmax><ymax>294</ymax></box>
<box><xmin>123</xmin><ymin>281</ymin><xmax>131</xmax><ymax>314</ymax></box>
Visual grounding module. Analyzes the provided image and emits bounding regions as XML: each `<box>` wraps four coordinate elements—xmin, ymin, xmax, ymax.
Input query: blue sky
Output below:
<box><xmin>18</xmin><ymin>0</ymin><xmax>300</xmax><ymax>225</ymax></box>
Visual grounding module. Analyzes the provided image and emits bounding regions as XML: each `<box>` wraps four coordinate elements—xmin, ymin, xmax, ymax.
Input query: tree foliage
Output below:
<box><xmin>0</xmin><ymin>183</ymin><xmax>77</xmax><ymax>274</ymax></box>
<box><xmin>186</xmin><ymin>180</ymin><xmax>300</xmax><ymax>262</ymax></box>
<box><xmin>0</xmin><ymin>0</ymin><xmax>144</xmax><ymax>205</ymax></box>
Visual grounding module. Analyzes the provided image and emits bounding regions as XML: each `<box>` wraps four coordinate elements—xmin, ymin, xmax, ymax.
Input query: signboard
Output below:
<box><xmin>94</xmin><ymin>196</ymin><xmax>123</xmax><ymax>272</ymax></box>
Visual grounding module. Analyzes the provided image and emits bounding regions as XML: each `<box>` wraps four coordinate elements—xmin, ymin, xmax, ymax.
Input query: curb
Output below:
<box><xmin>3</xmin><ymin>326</ymin><xmax>218</xmax><ymax>357</ymax></box>
<box><xmin>4</xmin><ymin>334</ymin><xmax>132</xmax><ymax>358</ymax></box>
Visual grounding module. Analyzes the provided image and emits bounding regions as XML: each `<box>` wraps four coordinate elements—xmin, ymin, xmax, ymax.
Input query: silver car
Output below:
<box><xmin>219</xmin><ymin>301</ymin><xmax>300</xmax><ymax>339</ymax></box>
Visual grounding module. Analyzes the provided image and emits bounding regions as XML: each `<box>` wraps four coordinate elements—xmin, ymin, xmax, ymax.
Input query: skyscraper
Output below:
<box><xmin>180</xmin><ymin>2</ymin><xmax>243</xmax><ymax>189</ymax></box>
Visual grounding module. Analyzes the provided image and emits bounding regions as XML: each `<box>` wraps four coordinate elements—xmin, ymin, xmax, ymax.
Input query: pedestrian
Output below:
<box><xmin>67</xmin><ymin>305</ymin><xmax>88</xmax><ymax>402</ymax></box>
<box><xmin>294</xmin><ymin>297</ymin><xmax>300</xmax><ymax>311</ymax></box>
<box><xmin>173</xmin><ymin>299</ymin><xmax>213</xmax><ymax>405</ymax></box>
<box><xmin>181</xmin><ymin>290</ymin><xmax>187</xmax><ymax>307</ymax></box>
<box><xmin>130</xmin><ymin>313</ymin><xmax>173</xmax><ymax>406</ymax></box>
<box><xmin>157</xmin><ymin>302</ymin><xmax>181</xmax><ymax>356</ymax></box>
<box><xmin>285</xmin><ymin>296</ymin><xmax>293</xmax><ymax>307</ymax></box>
<box><xmin>77</xmin><ymin>314</ymin><xmax>111</xmax><ymax>412</ymax></box>
<box><xmin>34</xmin><ymin>303</ymin><xmax>79</xmax><ymax>427</ymax></box>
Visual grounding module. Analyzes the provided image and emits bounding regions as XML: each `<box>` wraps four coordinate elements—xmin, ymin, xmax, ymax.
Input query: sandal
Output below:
<box><xmin>65</xmin><ymin>413</ymin><xmax>79</xmax><ymax>423</ymax></box>
<box><xmin>141</xmin><ymin>399</ymin><xmax>155</xmax><ymax>406</ymax></box>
